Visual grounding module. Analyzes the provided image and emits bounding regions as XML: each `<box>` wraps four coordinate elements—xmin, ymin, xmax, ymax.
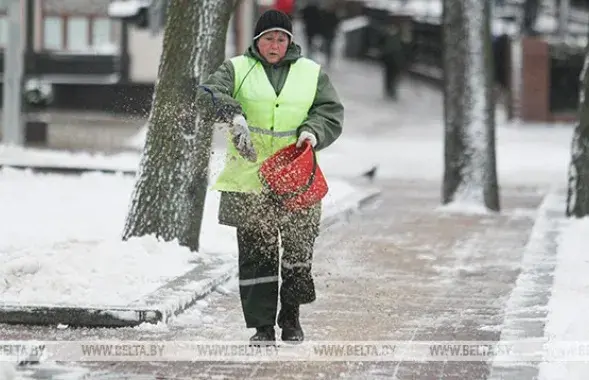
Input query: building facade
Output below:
<box><xmin>0</xmin><ymin>0</ymin><xmax>254</xmax><ymax>116</ymax></box>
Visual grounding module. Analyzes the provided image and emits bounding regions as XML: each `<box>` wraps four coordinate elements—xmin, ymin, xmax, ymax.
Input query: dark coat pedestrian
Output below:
<box><xmin>522</xmin><ymin>0</ymin><xmax>540</xmax><ymax>35</ymax></box>
<box><xmin>380</xmin><ymin>25</ymin><xmax>405</xmax><ymax>99</ymax></box>
<box><xmin>318</xmin><ymin>0</ymin><xmax>344</xmax><ymax>67</ymax></box>
<box><xmin>300</xmin><ymin>0</ymin><xmax>322</xmax><ymax>56</ymax></box>
<box><xmin>300</xmin><ymin>0</ymin><xmax>342</xmax><ymax>66</ymax></box>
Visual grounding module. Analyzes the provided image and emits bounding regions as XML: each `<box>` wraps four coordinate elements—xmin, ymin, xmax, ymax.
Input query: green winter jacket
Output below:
<box><xmin>198</xmin><ymin>42</ymin><xmax>344</xmax><ymax>227</ymax></box>
<box><xmin>200</xmin><ymin>42</ymin><xmax>343</xmax><ymax>151</ymax></box>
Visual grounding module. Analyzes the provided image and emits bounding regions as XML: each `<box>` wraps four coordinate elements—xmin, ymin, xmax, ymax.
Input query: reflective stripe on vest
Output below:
<box><xmin>213</xmin><ymin>55</ymin><xmax>320</xmax><ymax>193</ymax></box>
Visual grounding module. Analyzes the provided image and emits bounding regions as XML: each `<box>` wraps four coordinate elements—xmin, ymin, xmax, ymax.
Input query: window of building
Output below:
<box><xmin>66</xmin><ymin>17</ymin><xmax>89</xmax><ymax>51</ymax></box>
<box><xmin>92</xmin><ymin>18</ymin><xmax>111</xmax><ymax>47</ymax></box>
<box><xmin>42</xmin><ymin>15</ymin><xmax>116</xmax><ymax>52</ymax></box>
<box><xmin>43</xmin><ymin>16</ymin><xmax>63</xmax><ymax>50</ymax></box>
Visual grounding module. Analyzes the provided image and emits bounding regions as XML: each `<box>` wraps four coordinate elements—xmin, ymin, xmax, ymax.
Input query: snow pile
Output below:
<box><xmin>538</xmin><ymin>216</ymin><xmax>589</xmax><ymax>380</ymax></box>
<box><xmin>0</xmin><ymin>168</ymin><xmax>236</xmax><ymax>306</ymax></box>
<box><xmin>0</xmin><ymin>145</ymin><xmax>139</xmax><ymax>173</ymax></box>
<box><xmin>0</xmin><ymin>362</ymin><xmax>16</xmax><ymax>380</ymax></box>
<box><xmin>0</xmin><ymin>236</ymin><xmax>214</xmax><ymax>306</ymax></box>
<box><xmin>0</xmin><ymin>170</ymin><xmax>135</xmax><ymax>247</ymax></box>
<box><xmin>107</xmin><ymin>0</ymin><xmax>150</xmax><ymax>18</ymax></box>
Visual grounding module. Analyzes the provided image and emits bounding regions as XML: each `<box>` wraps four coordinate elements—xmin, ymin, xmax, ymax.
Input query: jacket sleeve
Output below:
<box><xmin>197</xmin><ymin>60</ymin><xmax>243</xmax><ymax>123</ymax></box>
<box><xmin>297</xmin><ymin>67</ymin><xmax>344</xmax><ymax>151</ymax></box>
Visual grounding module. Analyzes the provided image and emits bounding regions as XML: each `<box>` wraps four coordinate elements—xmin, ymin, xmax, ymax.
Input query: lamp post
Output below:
<box><xmin>2</xmin><ymin>0</ymin><xmax>24</xmax><ymax>146</ymax></box>
<box><xmin>2</xmin><ymin>0</ymin><xmax>38</xmax><ymax>146</ymax></box>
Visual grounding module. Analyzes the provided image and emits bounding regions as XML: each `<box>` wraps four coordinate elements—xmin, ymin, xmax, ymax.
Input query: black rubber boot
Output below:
<box><xmin>278</xmin><ymin>304</ymin><xmax>304</xmax><ymax>344</ymax></box>
<box><xmin>249</xmin><ymin>326</ymin><xmax>276</xmax><ymax>345</ymax></box>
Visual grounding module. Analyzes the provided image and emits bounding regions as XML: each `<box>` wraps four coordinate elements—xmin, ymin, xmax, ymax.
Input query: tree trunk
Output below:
<box><xmin>122</xmin><ymin>0</ymin><xmax>237</xmax><ymax>251</ymax></box>
<box><xmin>566</xmin><ymin>51</ymin><xmax>589</xmax><ymax>217</ymax></box>
<box><xmin>442</xmin><ymin>0</ymin><xmax>500</xmax><ymax>211</ymax></box>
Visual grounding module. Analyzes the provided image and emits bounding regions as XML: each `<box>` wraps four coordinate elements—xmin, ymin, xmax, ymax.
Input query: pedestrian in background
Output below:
<box><xmin>300</xmin><ymin>0</ymin><xmax>343</xmax><ymax>66</ymax></box>
<box><xmin>274</xmin><ymin>0</ymin><xmax>296</xmax><ymax>18</ymax></box>
<box><xmin>300</xmin><ymin>0</ymin><xmax>322</xmax><ymax>57</ymax></box>
<box><xmin>198</xmin><ymin>9</ymin><xmax>344</xmax><ymax>344</ymax></box>
<box><xmin>380</xmin><ymin>24</ymin><xmax>405</xmax><ymax>99</ymax></box>
<box><xmin>522</xmin><ymin>0</ymin><xmax>540</xmax><ymax>35</ymax></box>
<box><xmin>320</xmin><ymin>0</ymin><xmax>344</xmax><ymax>68</ymax></box>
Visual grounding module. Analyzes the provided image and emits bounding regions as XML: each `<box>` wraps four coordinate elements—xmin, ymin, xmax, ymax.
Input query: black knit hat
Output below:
<box><xmin>253</xmin><ymin>9</ymin><xmax>293</xmax><ymax>41</ymax></box>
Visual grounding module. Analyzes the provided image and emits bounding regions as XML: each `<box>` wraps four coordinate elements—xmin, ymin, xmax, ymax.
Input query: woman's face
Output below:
<box><xmin>257</xmin><ymin>31</ymin><xmax>289</xmax><ymax>64</ymax></box>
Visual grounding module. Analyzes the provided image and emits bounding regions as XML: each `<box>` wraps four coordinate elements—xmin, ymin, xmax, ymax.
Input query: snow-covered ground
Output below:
<box><xmin>537</xmin><ymin>200</ymin><xmax>589</xmax><ymax>379</ymax></box>
<box><xmin>0</xmin><ymin>143</ymin><xmax>370</xmax><ymax>307</ymax></box>
<box><xmin>322</xmin><ymin>118</ymin><xmax>573</xmax><ymax>187</ymax></box>
<box><xmin>0</xmin><ymin>167</ymin><xmax>229</xmax><ymax>306</ymax></box>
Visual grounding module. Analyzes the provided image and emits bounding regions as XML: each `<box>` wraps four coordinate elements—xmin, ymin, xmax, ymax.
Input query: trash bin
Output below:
<box><xmin>25</xmin><ymin>120</ymin><xmax>48</xmax><ymax>145</ymax></box>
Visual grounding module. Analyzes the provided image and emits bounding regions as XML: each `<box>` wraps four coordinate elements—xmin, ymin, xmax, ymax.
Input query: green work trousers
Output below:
<box><xmin>236</xmin><ymin>204</ymin><xmax>320</xmax><ymax>328</ymax></box>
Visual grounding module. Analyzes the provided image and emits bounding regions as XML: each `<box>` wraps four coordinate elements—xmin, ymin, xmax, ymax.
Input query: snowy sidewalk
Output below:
<box><xmin>489</xmin><ymin>190</ymin><xmax>589</xmax><ymax>380</ymax></box>
<box><xmin>0</xmin><ymin>179</ymin><xmax>550</xmax><ymax>380</ymax></box>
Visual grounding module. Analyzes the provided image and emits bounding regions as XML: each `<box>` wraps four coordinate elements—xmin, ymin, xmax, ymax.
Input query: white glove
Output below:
<box><xmin>229</xmin><ymin>114</ymin><xmax>257</xmax><ymax>162</ymax></box>
<box><xmin>296</xmin><ymin>131</ymin><xmax>317</xmax><ymax>148</ymax></box>
<box><xmin>230</xmin><ymin>114</ymin><xmax>248</xmax><ymax>138</ymax></box>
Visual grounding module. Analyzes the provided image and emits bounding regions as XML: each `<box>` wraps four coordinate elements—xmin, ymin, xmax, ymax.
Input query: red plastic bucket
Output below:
<box><xmin>259</xmin><ymin>141</ymin><xmax>328</xmax><ymax>211</ymax></box>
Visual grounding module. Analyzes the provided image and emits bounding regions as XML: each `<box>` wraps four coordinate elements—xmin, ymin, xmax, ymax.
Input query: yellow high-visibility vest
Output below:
<box><xmin>213</xmin><ymin>55</ymin><xmax>320</xmax><ymax>193</ymax></box>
